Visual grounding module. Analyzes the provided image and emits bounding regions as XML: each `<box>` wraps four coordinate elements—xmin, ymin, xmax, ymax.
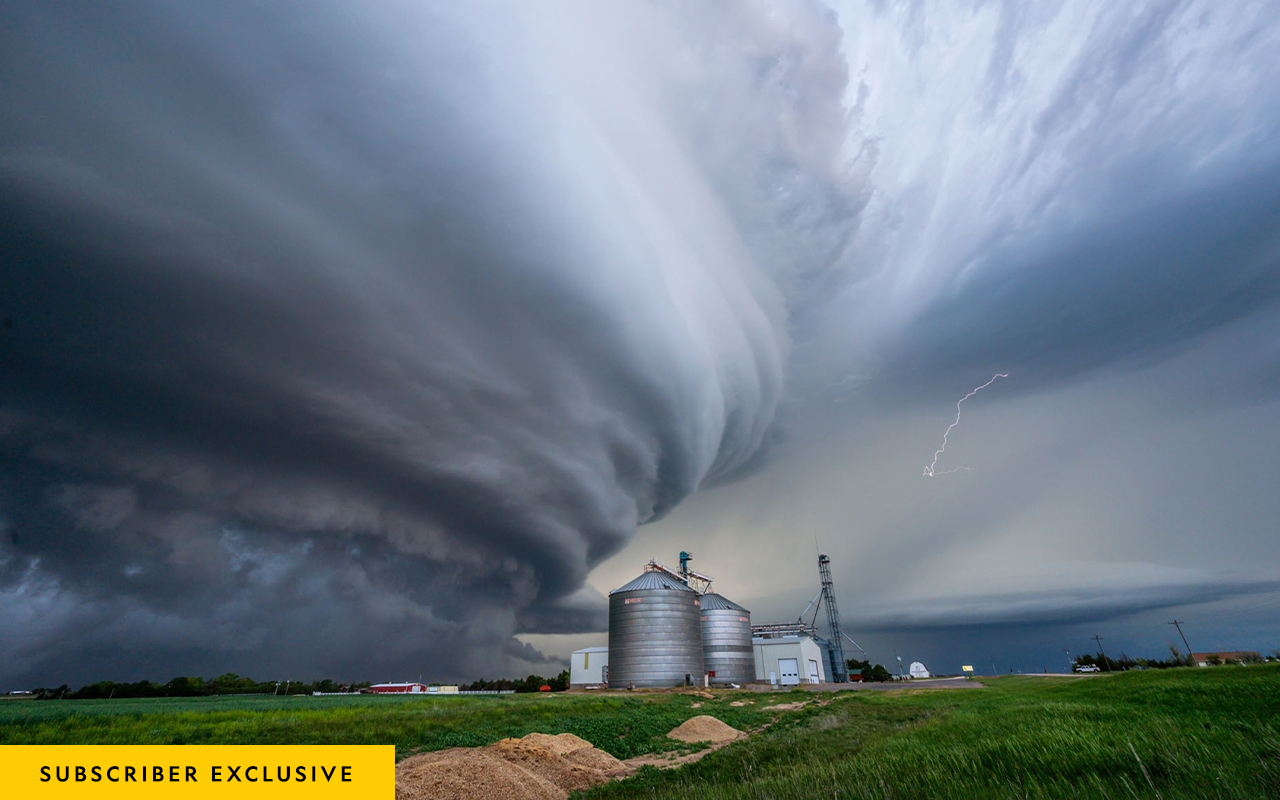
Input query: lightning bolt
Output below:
<box><xmin>923</xmin><ymin>373</ymin><xmax>1008</xmax><ymax>477</ymax></box>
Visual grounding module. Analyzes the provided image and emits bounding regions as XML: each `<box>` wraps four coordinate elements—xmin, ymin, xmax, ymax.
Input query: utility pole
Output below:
<box><xmin>1169</xmin><ymin>620</ymin><xmax>1198</xmax><ymax>667</ymax></box>
<box><xmin>1064</xmin><ymin>649</ymin><xmax>1072</xmax><ymax>672</ymax></box>
<box><xmin>1093</xmin><ymin>635</ymin><xmax>1110</xmax><ymax>672</ymax></box>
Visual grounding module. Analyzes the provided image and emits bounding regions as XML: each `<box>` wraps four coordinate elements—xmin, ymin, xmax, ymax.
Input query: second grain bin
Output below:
<box><xmin>608</xmin><ymin>563</ymin><xmax>705</xmax><ymax>688</ymax></box>
<box><xmin>699</xmin><ymin>592</ymin><xmax>753</xmax><ymax>685</ymax></box>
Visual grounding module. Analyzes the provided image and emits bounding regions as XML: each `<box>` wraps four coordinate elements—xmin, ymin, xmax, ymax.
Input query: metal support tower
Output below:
<box><xmin>818</xmin><ymin>554</ymin><xmax>849</xmax><ymax>682</ymax></box>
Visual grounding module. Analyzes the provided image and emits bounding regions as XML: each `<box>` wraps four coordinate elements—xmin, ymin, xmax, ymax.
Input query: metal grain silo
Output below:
<box><xmin>608</xmin><ymin>565</ymin><xmax>705</xmax><ymax>688</ymax></box>
<box><xmin>699</xmin><ymin>593</ymin><xmax>753</xmax><ymax>685</ymax></box>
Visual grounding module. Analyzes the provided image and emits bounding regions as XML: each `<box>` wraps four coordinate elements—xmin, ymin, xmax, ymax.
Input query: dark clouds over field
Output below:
<box><xmin>2</xmin><ymin>0</ymin><xmax>1279</xmax><ymax>686</ymax></box>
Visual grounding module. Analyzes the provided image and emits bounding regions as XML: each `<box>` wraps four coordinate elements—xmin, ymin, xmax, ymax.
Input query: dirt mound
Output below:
<box><xmin>396</xmin><ymin>732</ymin><xmax>629</xmax><ymax>800</ymax></box>
<box><xmin>516</xmin><ymin>732</ymin><xmax>595</xmax><ymax>757</ymax></box>
<box><xmin>395</xmin><ymin>748</ymin><xmax>564</xmax><ymax>800</ymax></box>
<box><xmin>667</xmin><ymin>715</ymin><xmax>745</xmax><ymax>744</ymax></box>
<box><xmin>768</xmin><ymin>701</ymin><xmax>807</xmax><ymax>711</ymax></box>
<box><xmin>564</xmin><ymin>747</ymin><xmax>628</xmax><ymax>774</ymax></box>
<box><xmin>488</xmin><ymin>737</ymin><xmax>615</xmax><ymax>793</ymax></box>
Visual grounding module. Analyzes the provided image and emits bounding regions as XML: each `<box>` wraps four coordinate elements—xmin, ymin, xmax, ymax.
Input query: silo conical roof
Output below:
<box><xmin>609</xmin><ymin>570</ymin><xmax>694</xmax><ymax>594</ymax></box>
<box><xmin>699</xmin><ymin>592</ymin><xmax>748</xmax><ymax>612</ymax></box>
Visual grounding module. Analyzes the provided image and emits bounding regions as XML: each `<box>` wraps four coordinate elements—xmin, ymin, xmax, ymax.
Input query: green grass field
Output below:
<box><xmin>585</xmin><ymin>666</ymin><xmax>1280</xmax><ymax>799</ymax></box>
<box><xmin>3</xmin><ymin>666</ymin><xmax>1277</xmax><ymax>798</ymax></box>
<box><xmin>0</xmin><ymin>690</ymin><xmax>778</xmax><ymax>760</ymax></box>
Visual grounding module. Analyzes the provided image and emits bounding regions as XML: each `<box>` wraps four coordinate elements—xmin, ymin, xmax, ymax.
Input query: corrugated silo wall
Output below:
<box><xmin>700</xmin><ymin>600</ymin><xmax>754</xmax><ymax>685</ymax></box>
<box><xmin>608</xmin><ymin>589</ymin><xmax>704</xmax><ymax>688</ymax></box>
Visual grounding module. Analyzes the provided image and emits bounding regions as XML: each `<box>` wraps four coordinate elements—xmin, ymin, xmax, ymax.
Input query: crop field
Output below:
<box><xmin>3</xmin><ymin>665</ymin><xmax>1277</xmax><ymax>798</ymax></box>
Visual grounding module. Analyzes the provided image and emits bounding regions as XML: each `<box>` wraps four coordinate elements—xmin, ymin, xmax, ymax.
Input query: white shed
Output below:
<box><xmin>908</xmin><ymin>661</ymin><xmax>930</xmax><ymax>679</ymax></box>
<box><xmin>570</xmin><ymin>646</ymin><xmax>609</xmax><ymax>687</ymax></box>
<box><xmin>753</xmin><ymin>634</ymin><xmax>829</xmax><ymax>685</ymax></box>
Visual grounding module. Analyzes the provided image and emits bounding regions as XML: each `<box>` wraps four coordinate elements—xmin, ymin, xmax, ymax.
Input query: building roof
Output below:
<box><xmin>699</xmin><ymin>593</ymin><xmax>749</xmax><ymax>612</ymax></box>
<box><xmin>571</xmin><ymin>646</ymin><xmax>609</xmax><ymax>654</ymax></box>
<box><xmin>753</xmin><ymin>635</ymin><xmax>806</xmax><ymax>644</ymax></box>
<box><xmin>1191</xmin><ymin>651</ymin><xmax>1259</xmax><ymax>661</ymax></box>
<box><xmin>753</xmin><ymin>633</ymin><xmax>832</xmax><ymax>647</ymax></box>
<box><xmin>610</xmin><ymin>570</ymin><xmax>694</xmax><ymax>594</ymax></box>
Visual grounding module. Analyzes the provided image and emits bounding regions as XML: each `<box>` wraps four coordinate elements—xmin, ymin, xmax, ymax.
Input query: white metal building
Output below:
<box><xmin>369</xmin><ymin>682</ymin><xmax>427</xmax><ymax>694</ymax></box>
<box><xmin>569</xmin><ymin>646</ymin><xmax>609</xmax><ymax>687</ymax></box>
<box><xmin>368</xmin><ymin>683</ymin><xmax>459</xmax><ymax>694</ymax></box>
<box><xmin>753</xmin><ymin>633</ymin><xmax>829</xmax><ymax>685</ymax></box>
<box><xmin>909</xmin><ymin>661</ymin><xmax>930</xmax><ymax>679</ymax></box>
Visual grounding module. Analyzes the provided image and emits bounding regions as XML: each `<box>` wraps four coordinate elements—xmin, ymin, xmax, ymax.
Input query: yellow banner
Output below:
<box><xmin>0</xmin><ymin>745</ymin><xmax>393</xmax><ymax>799</ymax></box>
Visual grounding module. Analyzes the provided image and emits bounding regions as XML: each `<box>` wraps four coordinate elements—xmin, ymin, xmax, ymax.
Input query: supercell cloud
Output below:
<box><xmin>0</xmin><ymin>0</ymin><xmax>853</xmax><ymax>684</ymax></box>
<box><xmin>2</xmin><ymin>0</ymin><xmax>1279</xmax><ymax>685</ymax></box>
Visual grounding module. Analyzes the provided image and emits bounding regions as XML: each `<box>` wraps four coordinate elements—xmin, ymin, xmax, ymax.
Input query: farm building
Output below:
<box><xmin>369</xmin><ymin>682</ymin><xmax>427</xmax><ymax>694</ymax></box>
<box><xmin>751</xmin><ymin>623</ymin><xmax>832</xmax><ymax>685</ymax></box>
<box><xmin>570</xmin><ymin>646</ymin><xmax>609</xmax><ymax>687</ymax></box>
<box><xmin>607</xmin><ymin>564</ymin><xmax>705</xmax><ymax>688</ymax></box>
<box><xmin>909</xmin><ymin>661</ymin><xmax>930</xmax><ymax>678</ymax></box>
<box><xmin>591</xmin><ymin>553</ymin><xmax>857</xmax><ymax>688</ymax></box>
<box><xmin>1191</xmin><ymin>651</ymin><xmax>1261</xmax><ymax>667</ymax></box>
<box><xmin>368</xmin><ymin>683</ymin><xmax>459</xmax><ymax>694</ymax></box>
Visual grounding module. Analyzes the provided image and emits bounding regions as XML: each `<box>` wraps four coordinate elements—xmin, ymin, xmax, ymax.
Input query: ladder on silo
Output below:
<box><xmin>818</xmin><ymin>554</ymin><xmax>849</xmax><ymax>682</ymax></box>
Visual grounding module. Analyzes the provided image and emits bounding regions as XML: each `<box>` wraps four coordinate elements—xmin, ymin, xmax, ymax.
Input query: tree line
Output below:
<box><xmin>461</xmin><ymin>670</ymin><xmax>570</xmax><ymax>693</ymax></box>
<box><xmin>1073</xmin><ymin>646</ymin><xmax>1266</xmax><ymax>672</ymax></box>
<box><xmin>31</xmin><ymin>674</ymin><xmax>369</xmax><ymax>700</ymax></box>
<box><xmin>847</xmin><ymin>659</ymin><xmax>894</xmax><ymax>682</ymax></box>
<box><xmin>31</xmin><ymin>669</ymin><xmax>575</xmax><ymax>699</ymax></box>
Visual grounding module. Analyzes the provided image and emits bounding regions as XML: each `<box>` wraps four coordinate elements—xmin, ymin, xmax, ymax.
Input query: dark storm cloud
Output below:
<box><xmin>0</xmin><ymin>0</ymin><xmax>858</xmax><ymax>685</ymax></box>
<box><xmin>4</xmin><ymin>0</ymin><xmax>1280</xmax><ymax>688</ymax></box>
